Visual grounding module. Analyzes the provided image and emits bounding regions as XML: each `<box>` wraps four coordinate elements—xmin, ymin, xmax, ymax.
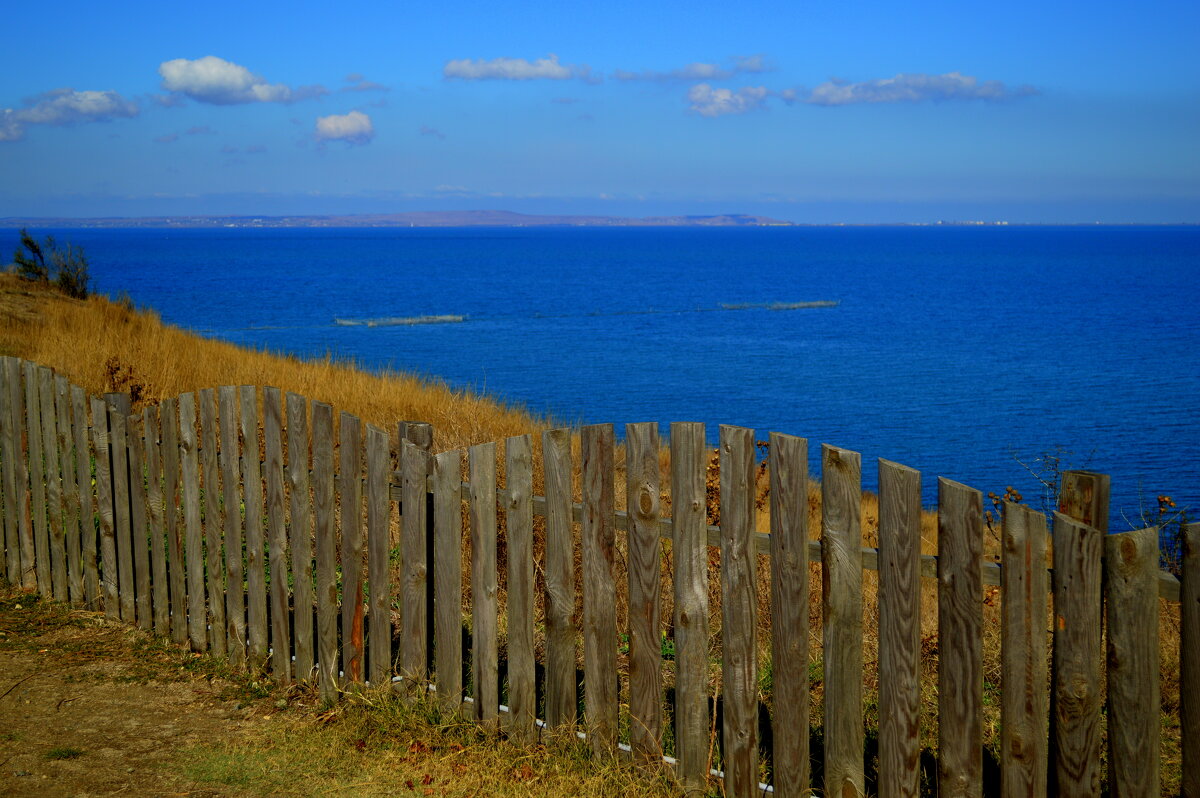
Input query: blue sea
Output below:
<box><xmin>37</xmin><ymin>225</ymin><xmax>1200</xmax><ymax>532</ymax></box>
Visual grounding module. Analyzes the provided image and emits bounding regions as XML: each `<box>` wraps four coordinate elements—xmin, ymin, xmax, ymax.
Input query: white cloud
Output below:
<box><xmin>341</xmin><ymin>73</ymin><xmax>388</xmax><ymax>93</ymax></box>
<box><xmin>0</xmin><ymin>88</ymin><xmax>138</xmax><ymax>141</ymax></box>
<box><xmin>615</xmin><ymin>54</ymin><xmax>770</xmax><ymax>82</ymax></box>
<box><xmin>802</xmin><ymin>72</ymin><xmax>1037</xmax><ymax>105</ymax></box>
<box><xmin>159</xmin><ymin>56</ymin><xmax>326</xmax><ymax>105</ymax></box>
<box><xmin>687</xmin><ymin>84</ymin><xmax>769</xmax><ymax>117</ymax></box>
<box><xmin>315</xmin><ymin>110</ymin><xmax>374</xmax><ymax>145</ymax></box>
<box><xmin>443</xmin><ymin>53</ymin><xmax>592</xmax><ymax>81</ymax></box>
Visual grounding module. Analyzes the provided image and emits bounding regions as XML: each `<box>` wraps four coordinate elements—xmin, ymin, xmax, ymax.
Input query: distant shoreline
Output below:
<box><xmin>2</xmin><ymin>210</ymin><xmax>1194</xmax><ymax>229</ymax></box>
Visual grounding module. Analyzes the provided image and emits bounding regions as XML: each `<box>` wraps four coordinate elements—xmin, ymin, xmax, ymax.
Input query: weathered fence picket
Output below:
<box><xmin>505</xmin><ymin>434</ymin><xmax>535</xmax><ymax>741</ymax></box>
<box><xmin>339</xmin><ymin>412</ymin><xmax>365</xmax><ymax>685</ymax></box>
<box><xmin>469</xmin><ymin>441</ymin><xmax>498</xmax><ymax>726</ymax></box>
<box><xmin>822</xmin><ymin>443</ymin><xmax>864</xmax><ymax>797</ymax></box>
<box><xmin>1</xmin><ymin>359</ymin><xmax>1193</xmax><ymax>798</ymax></box>
<box><xmin>878</xmin><ymin>458</ymin><xmax>922</xmax><ymax>798</ymax></box>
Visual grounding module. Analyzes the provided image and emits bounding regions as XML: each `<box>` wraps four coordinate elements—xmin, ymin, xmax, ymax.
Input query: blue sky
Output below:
<box><xmin>1</xmin><ymin>0</ymin><xmax>1197</xmax><ymax>222</ymax></box>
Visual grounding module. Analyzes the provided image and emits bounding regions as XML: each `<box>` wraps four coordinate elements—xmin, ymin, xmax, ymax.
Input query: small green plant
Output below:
<box><xmin>45</xmin><ymin>746</ymin><xmax>85</xmax><ymax>760</ymax></box>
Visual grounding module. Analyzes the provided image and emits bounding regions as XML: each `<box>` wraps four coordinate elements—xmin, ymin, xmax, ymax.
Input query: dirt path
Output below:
<box><xmin>0</xmin><ymin>591</ymin><xmax>261</xmax><ymax>797</ymax></box>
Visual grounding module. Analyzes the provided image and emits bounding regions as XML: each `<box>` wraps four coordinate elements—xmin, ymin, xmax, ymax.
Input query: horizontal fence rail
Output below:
<box><xmin>0</xmin><ymin>356</ymin><xmax>1194</xmax><ymax>797</ymax></box>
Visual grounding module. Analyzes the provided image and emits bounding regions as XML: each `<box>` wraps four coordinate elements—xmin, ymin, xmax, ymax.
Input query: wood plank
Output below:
<box><xmin>505</xmin><ymin>434</ymin><xmax>535</xmax><ymax>741</ymax></box>
<box><xmin>1183</xmin><ymin>522</ymin><xmax>1200</xmax><ymax>798</ymax></box>
<box><xmin>286</xmin><ymin>392</ymin><xmax>315</xmax><ymax>680</ymax></box>
<box><xmin>432</xmin><ymin>447</ymin><xmax>462</xmax><ymax>711</ymax></box>
<box><xmin>670</xmin><ymin>422</ymin><xmax>709</xmax><ymax>794</ymax></box>
<box><xmin>877</xmin><ymin>458</ymin><xmax>921</xmax><ymax>798</ymax></box>
<box><xmin>340</xmin><ymin>412</ymin><xmax>365</xmax><ymax>684</ymax></box>
<box><xmin>90</xmin><ymin>396</ymin><xmax>117</xmax><ymax>619</ymax></box>
<box><xmin>822</xmin><ymin>443</ymin><xmax>864</xmax><ymax>798</ymax></box>
<box><xmin>469</xmin><ymin>442</ymin><xmax>498</xmax><ymax>726</ymax></box>
<box><xmin>109</xmin><ymin>403</ymin><xmax>136</xmax><ymax>623</ymax></box>
<box><xmin>1000</xmin><ymin>502</ymin><xmax>1049</xmax><ymax>798</ymax></box>
<box><xmin>54</xmin><ymin>376</ymin><xmax>82</xmax><ymax>606</ymax></box>
<box><xmin>625</xmin><ymin>422</ymin><xmax>661</xmax><ymax>764</ymax></box>
<box><xmin>769</xmin><ymin>432</ymin><xmax>809</xmax><ymax>798</ymax></box>
<box><xmin>72</xmin><ymin>387</ymin><xmax>95</xmax><ymax>607</ymax></box>
<box><xmin>127</xmin><ymin>411</ymin><xmax>151</xmax><ymax>631</ymax></box>
<box><xmin>937</xmin><ymin>477</ymin><xmax>983</xmax><ymax>798</ymax></box>
<box><xmin>144</xmin><ymin>404</ymin><xmax>169</xmax><ymax>635</ymax></box>
<box><xmin>263</xmin><ymin>387</ymin><xmax>289</xmax><ymax>678</ymax></box>
<box><xmin>1050</xmin><ymin>512</ymin><xmax>1103</xmax><ymax>798</ymax></box>
<box><xmin>161</xmin><ymin>396</ymin><xmax>187</xmax><ymax>644</ymax></box>
<box><xmin>0</xmin><ymin>358</ymin><xmax>16</xmax><ymax>585</ymax></box>
<box><xmin>178</xmin><ymin>393</ymin><xmax>206</xmax><ymax>650</ymax></box>
<box><xmin>218</xmin><ymin>387</ymin><xmax>246</xmax><ymax>667</ymax></box>
<box><xmin>199</xmin><ymin>389</ymin><xmax>226</xmax><ymax>656</ymax></box>
<box><xmin>312</xmin><ymin>401</ymin><xmax>338</xmax><ymax>704</ymax></box>
<box><xmin>1058</xmin><ymin>471</ymin><xmax>1110</xmax><ymax>533</ymax></box>
<box><xmin>1104</xmin><ymin>526</ymin><xmax>1160</xmax><ymax>797</ymax></box>
<box><xmin>399</xmin><ymin>437</ymin><xmax>429</xmax><ymax>687</ymax></box>
<box><xmin>25</xmin><ymin>362</ymin><xmax>49</xmax><ymax>594</ymax></box>
<box><xmin>38</xmin><ymin>368</ymin><xmax>66</xmax><ymax>602</ymax></box>
<box><xmin>13</xmin><ymin>362</ymin><xmax>33</xmax><ymax>590</ymax></box>
<box><xmin>720</xmin><ymin>425</ymin><xmax>758</xmax><ymax>798</ymax></box>
<box><xmin>241</xmin><ymin>386</ymin><xmax>267</xmax><ymax>667</ymax></box>
<box><xmin>581</xmin><ymin>424</ymin><xmax>617</xmax><ymax>755</ymax></box>
<box><xmin>366</xmin><ymin>425</ymin><xmax>393</xmax><ymax>687</ymax></box>
<box><xmin>541</xmin><ymin>428</ymin><xmax>576</xmax><ymax>729</ymax></box>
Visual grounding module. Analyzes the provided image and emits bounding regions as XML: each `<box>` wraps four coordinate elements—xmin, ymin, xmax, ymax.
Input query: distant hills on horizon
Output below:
<box><xmin>0</xmin><ymin>210</ymin><xmax>797</xmax><ymax>229</ymax></box>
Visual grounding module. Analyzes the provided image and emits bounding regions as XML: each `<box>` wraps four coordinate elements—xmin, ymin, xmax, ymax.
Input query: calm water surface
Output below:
<box><xmin>44</xmin><ymin>225</ymin><xmax>1200</xmax><ymax>527</ymax></box>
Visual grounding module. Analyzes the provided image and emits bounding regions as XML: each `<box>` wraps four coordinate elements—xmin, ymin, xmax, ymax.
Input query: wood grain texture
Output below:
<box><xmin>400</xmin><ymin>438</ymin><xmax>430</xmax><ymax>686</ymax></box>
<box><xmin>161</xmin><ymin>396</ymin><xmax>186</xmax><ymax>643</ymax></box>
<box><xmin>199</xmin><ymin>389</ymin><xmax>227</xmax><ymax>656</ymax></box>
<box><xmin>433</xmin><ymin>447</ymin><xmax>462</xmax><ymax>710</ymax></box>
<box><xmin>71</xmin><ymin>387</ymin><xmax>94</xmax><ymax>607</ymax></box>
<box><xmin>1183</xmin><ymin>523</ymin><xmax>1200</xmax><ymax>798</ymax></box>
<box><xmin>109</xmin><ymin>404</ymin><xmax>136</xmax><ymax>623</ymax></box>
<box><xmin>625</xmin><ymin>422</ymin><xmax>662</xmax><ymax>764</ymax></box>
<box><xmin>366</xmin><ymin>425</ymin><xmax>393</xmax><ymax>687</ymax></box>
<box><xmin>541</xmin><ymin>428</ymin><xmax>576</xmax><ymax>729</ymax></box>
<box><xmin>91</xmin><ymin>396</ymin><xmax>117</xmax><ymax>618</ymax></box>
<box><xmin>822</xmin><ymin>444</ymin><xmax>864</xmax><ymax>798</ymax></box>
<box><xmin>144</xmin><ymin>404</ymin><xmax>169</xmax><ymax>635</ymax></box>
<box><xmin>126</xmin><ymin>411</ymin><xmax>151</xmax><ymax>631</ymax></box>
<box><xmin>339</xmin><ymin>412</ymin><xmax>365</xmax><ymax>684</ymax></box>
<box><xmin>581</xmin><ymin>424</ymin><xmax>617</xmax><ymax>755</ymax></box>
<box><xmin>720</xmin><ymin>426</ymin><xmax>758</xmax><ymax>798</ymax></box>
<box><xmin>1104</xmin><ymin>527</ymin><xmax>1160</xmax><ymax>797</ymax></box>
<box><xmin>1058</xmin><ymin>471</ymin><xmax>1110</xmax><ymax>533</ymax></box>
<box><xmin>263</xmin><ymin>387</ymin><xmax>289</xmax><ymax>677</ymax></box>
<box><xmin>38</xmin><ymin>368</ymin><xmax>66</xmax><ymax>602</ymax></box>
<box><xmin>670</xmin><ymin>422</ymin><xmax>709</xmax><ymax>794</ymax></box>
<box><xmin>286</xmin><ymin>392</ymin><xmax>315</xmax><ymax>680</ymax></box>
<box><xmin>13</xmin><ymin>363</ymin><xmax>33</xmax><ymax>589</ymax></box>
<box><xmin>218</xmin><ymin>387</ymin><xmax>246</xmax><ymax>668</ymax></box>
<box><xmin>54</xmin><ymin>376</ymin><xmax>82</xmax><ymax>606</ymax></box>
<box><xmin>1000</xmin><ymin>502</ymin><xmax>1049</xmax><ymax>798</ymax></box>
<box><xmin>178</xmin><ymin>393</ymin><xmax>206</xmax><ymax>650</ymax></box>
<box><xmin>505</xmin><ymin>434</ymin><xmax>535</xmax><ymax>741</ymax></box>
<box><xmin>0</xmin><ymin>358</ymin><xmax>17</xmax><ymax>585</ymax></box>
<box><xmin>877</xmin><ymin>458</ymin><xmax>921</xmax><ymax>798</ymax></box>
<box><xmin>25</xmin><ymin>362</ymin><xmax>49</xmax><ymax>594</ymax></box>
<box><xmin>936</xmin><ymin>477</ymin><xmax>983</xmax><ymax>798</ymax></box>
<box><xmin>469</xmin><ymin>442</ymin><xmax>498</xmax><ymax>725</ymax></box>
<box><xmin>1050</xmin><ymin>512</ymin><xmax>1103</xmax><ymax>798</ymax></box>
<box><xmin>768</xmin><ymin>432</ymin><xmax>808</xmax><ymax>798</ymax></box>
<box><xmin>312</xmin><ymin>401</ymin><xmax>338</xmax><ymax>704</ymax></box>
<box><xmin>240</xmin><ymin>386</ymin><xmax>267</xmax><ymax>667</ymax></box>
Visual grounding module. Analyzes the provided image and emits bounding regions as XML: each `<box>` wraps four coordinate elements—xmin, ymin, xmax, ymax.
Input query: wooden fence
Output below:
<box><xmin>0</xmin><ymin>356</ymin><xmax>1195</xmax><ymax>797</ymax></box>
